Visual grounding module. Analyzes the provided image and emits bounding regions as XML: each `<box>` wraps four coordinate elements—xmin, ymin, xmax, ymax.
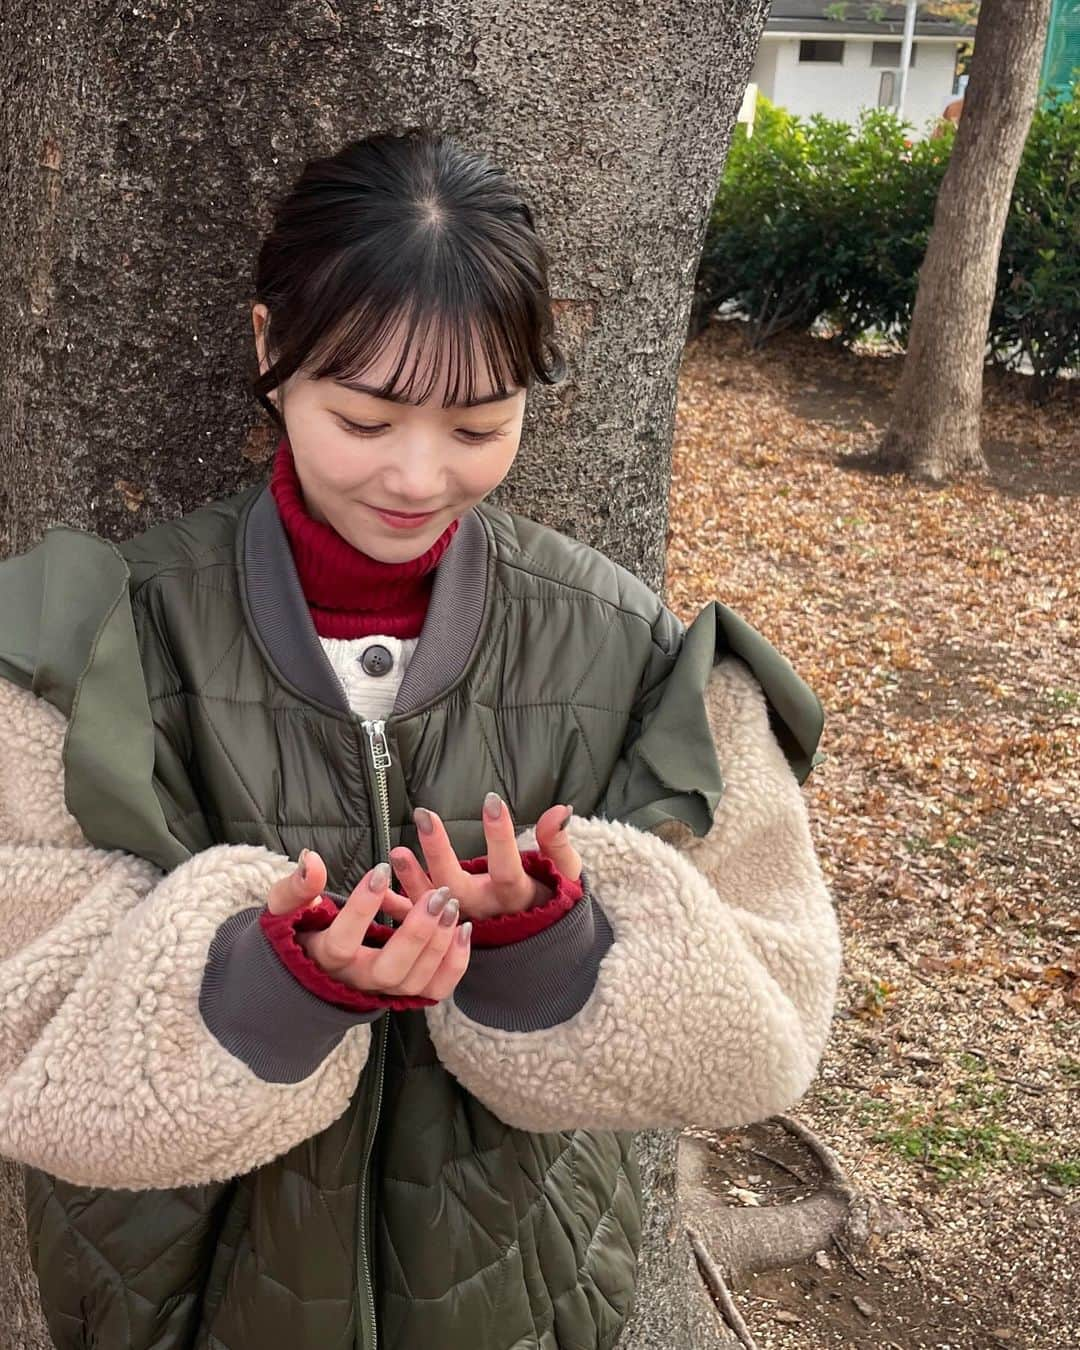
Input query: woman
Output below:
<box><xmin>0</xmin><ymin>128</ymin><xmax>842</xmax><ymax>1350</ymax></box>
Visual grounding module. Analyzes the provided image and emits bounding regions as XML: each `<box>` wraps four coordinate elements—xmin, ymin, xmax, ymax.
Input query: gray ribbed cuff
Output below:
<box><xmin>199</xmin><ymin>906</ymin><xmax>384</xmax><ymax>1084</ymax></box>
<box><xmin>452</xmin><ymin>874</ymin><xmax>614</xmax><ymax>1032</ymax></box>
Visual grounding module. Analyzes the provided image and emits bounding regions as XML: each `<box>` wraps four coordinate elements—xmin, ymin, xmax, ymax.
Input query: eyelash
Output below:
<box><xmin>338</xmin><ymin>417</ymin><xmax>502</xmax><ymax>444</ymax></box>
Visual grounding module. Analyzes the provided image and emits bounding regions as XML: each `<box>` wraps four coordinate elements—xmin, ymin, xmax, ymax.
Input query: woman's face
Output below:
<box><xmin>252</xmin><ymin>303</ymin><xmax>527</xmax><ymax>562</ymax></box>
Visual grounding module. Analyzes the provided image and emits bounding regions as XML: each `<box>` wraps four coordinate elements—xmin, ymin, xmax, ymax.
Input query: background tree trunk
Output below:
<box><xmin>0</xmin><ymin>2</ymin><xmax>769</xmax><ymax>1346</ymax></box>
<box><xmin>874</xmin><ymin>0</ymin><xmax>1052</xmax><ymax>482</ymax></box>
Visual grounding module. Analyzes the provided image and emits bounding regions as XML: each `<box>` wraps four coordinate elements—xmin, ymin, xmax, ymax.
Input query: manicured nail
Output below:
<box><xmin>457</xmin><ymin>920</ymin><xmax>472</xmax><ymax>948</ymax></box>
<box><xmin>369</xmin><ymin>862</ymin><xmax>391</xmax><ymax>891</ymax></box>
<box><xmin>414</xmin><ymin>807</ymin><xmax>434</xmax><ymax>836</ymax></box>
<box><xmin>558</xmin><ymin>806</ymin><xmax>573</xmax><ymax>831</ymax></box>
<box><xmin>297</xmin><ymin>848</ymin><xmax>309</xmax><ymax>881</ymax></box>
<box><xmin>426</xmin><ymin>886</ymin><xmax>451</xmax><ymax>916</ymax></box>
<box><xmin>438</xmin><ymin>897</ymin><xmax>460</xmax><ymax>927</ymax></box>
<box><xmin>484</xmin><ymin>792</ymin><xmax>503</xmax><ymax>821</ymax></box>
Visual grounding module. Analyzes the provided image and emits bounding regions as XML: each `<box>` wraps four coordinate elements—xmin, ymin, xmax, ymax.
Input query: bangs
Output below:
<box><xmin>301</xmin><ymin>267</ymin><xmax>536</xmax><ymax>409</ymax></box>
<box><xmin>251</xmin><ymin>131</ymin><xmax>568</xmax><ymax>426</ymax></box>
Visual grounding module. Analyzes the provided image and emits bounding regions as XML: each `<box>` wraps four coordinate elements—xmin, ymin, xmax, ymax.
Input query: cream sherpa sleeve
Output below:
<box><xmin>424</xmin><ymin>654</ymin><xmax>843</xmax><ymax>1132</ymax></box>
<box><xmin>0</xmin><ymin>677</ymin><xmax>374</xmax><ymax>1190</ymax></box>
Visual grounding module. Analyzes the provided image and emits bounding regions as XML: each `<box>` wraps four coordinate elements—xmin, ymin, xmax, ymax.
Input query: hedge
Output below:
<box><xmin>696</xmin><ymin>92</ymin><xmax>1080</xmax><ymax>393</ymax></box>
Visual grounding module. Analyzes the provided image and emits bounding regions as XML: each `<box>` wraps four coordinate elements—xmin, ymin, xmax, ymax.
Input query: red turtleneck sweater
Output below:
<box><xmin>269</xmin><ymin>435</ymin><xmax>458</xmax><ymax>639</ymax></box>
<box><xmin>260</xmin><ymin>435</ymin><xmax>583</xmax><ymax>1014</ymax></box>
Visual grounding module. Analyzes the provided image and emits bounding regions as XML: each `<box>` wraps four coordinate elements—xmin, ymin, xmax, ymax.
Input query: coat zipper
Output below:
<box><xmin>355</xmin><ymin>717</ymin><xmax>394</xmax><ymax>1350</ymax></box>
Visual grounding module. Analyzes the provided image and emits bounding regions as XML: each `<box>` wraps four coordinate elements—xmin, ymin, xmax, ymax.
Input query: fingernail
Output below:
<box><xmin>297</xmin><ymin>848</ymin><xmax>309</xmax><ymax>881</ymax></box>
<box><xmin>457</xmin><ymin>920</ymin><xmax>472</xmax><ymax>948</ymax></box>
<box><xmin>426</xmin><ymin>885</ymin><xmax>451</xmax><ymax>916</ymax></box>
<box><xmin>484</xmin><ymin>792</ymin><xmax>502</xmax><ymax>821</ymax></box>
<box><xmin>369</xmin><ymin>862</ymin><xmax>391</xmax><ymax>891</ymax></box>
<box><xmin>414</xmin><ymin>807</ymin><xmax>434</xmax><ymax>836</ymax></box>
<box><xmin>558</xmin><ymin>806</ymin><xmax>574</xmax><ymax>831</ymax></box>
<box><xmin>438</xmin><ymin>897</ymin><xmax>460</xmax><ymax>927</ymax></box>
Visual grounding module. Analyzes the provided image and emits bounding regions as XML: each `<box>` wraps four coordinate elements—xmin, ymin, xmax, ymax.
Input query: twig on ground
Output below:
<box><xmin>831</xmin><ymin>1231</ymin><xmax>871</xmax><ymax>1281</ymax></box>
<box><xmin>688</xmin><ymin>1227</ymin><xmax>763</xmax><ymax>1350</ymax></box>
<box><xmin>747</xmin><ymin>1147</ymin><xmax>813</xmax><ymax>1186</ymax></box>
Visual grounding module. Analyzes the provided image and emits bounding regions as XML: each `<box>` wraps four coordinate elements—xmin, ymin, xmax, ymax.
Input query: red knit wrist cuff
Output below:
<box><xmin>458</xmin><ymin>849</ymin><xmax>585</xmax><ymax>949</ymax></box>
<box><xmin>259</xmin><ymin>898</ymin><xmax>437</xmax><ymax>1012</ymax></box>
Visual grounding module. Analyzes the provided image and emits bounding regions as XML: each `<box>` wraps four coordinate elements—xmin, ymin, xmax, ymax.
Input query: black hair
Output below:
<box><xmin>250</xmin><ymin>129</ymin><xmax>567</xmax><ymax>424</ymax></box>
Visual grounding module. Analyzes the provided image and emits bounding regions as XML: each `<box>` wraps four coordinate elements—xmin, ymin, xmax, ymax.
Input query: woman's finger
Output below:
<box><xmin>374</xmin><ymin>886</ymin><xmax>413</xmax><ymax>923</ymax></box>
<box><xmin>363</xmin><ymin>885</ymin><xmax>460</xmax><ymax>990</ymax></box>
<box><xmin>387</xmin><ymin>844</ymin><xmax>434</xmax><ymax>904</ymax></box>
<box><xmin>266</xmin><ymin>847</ymin><xmax>328</xmax><ymax>916</ymax></box>
<box><xmin>419</xmin><ymin>919</ymin><xmax>473</xmax><ymax>1002</ymax></box>
<box><xmin>316</xmin><ymin>862</ymin><xmax>393</xmax><ymax>973</ymax></box>
<box><xmin>535</xmin><ymin>804</ymin><xmax>583</xmax><ymax>882</ymax></box>
<box><xmin>410</xmin><ymin>808</ymin><xmax>470</xmax><ymax>892</ymax></box>
<box><xmin>481</xmin><ymin>793</ymin><xmax>533</xmax><ymax>905</ymax></box>
<box><xmin>386</xmin><ymin>892</ymin><xmax>461</xmax><ymax>994</ymax></box>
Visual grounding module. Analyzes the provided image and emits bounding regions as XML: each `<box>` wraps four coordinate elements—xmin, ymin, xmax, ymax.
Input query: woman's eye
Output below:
<box><xmin>456</xmin><ymin>428</ymin><xmax>502</xmax><ymax>443</ymax></box>
<box><xmin>340</xmin><ymin>419</ymin><xmax>387</xmax><ymax>436</ymax></box>
<box><xmin>336</xmin><ymin>415</ymin><xmax>502</xmax><ymax>444</ymax></box>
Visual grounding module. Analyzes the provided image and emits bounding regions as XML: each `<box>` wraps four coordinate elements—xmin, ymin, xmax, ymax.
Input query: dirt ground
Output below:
<box><xmin>667</xmin><ymin>323</ymin><xmax>1079</xmax><ymax>1350</ymax></box>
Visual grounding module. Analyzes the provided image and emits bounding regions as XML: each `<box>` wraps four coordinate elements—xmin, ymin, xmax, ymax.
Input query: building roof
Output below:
<box><xmin>764</xmin><ymin>1</ymin><xmax>976</xmax><ymax>38</ymax></box>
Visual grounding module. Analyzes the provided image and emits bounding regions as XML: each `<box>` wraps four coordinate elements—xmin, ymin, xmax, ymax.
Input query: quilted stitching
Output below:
<box><xmin>30</xmin><ymin>491</ymin><xmax>662</xmax><ymax>1350</ymax></box>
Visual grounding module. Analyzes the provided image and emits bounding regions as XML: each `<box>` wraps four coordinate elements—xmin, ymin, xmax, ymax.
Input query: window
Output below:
<box><xmin>799</xmin><ymin>39</ymin><xmax>845</xmax><ymax>63</ymax></box>
<box><xmin>878</xmin><ymin>71</ymin><xmax>897</xmax><ymax>107</ymax></box>
<box><xmin>871</xmin><ymin>40</ymin><xmax>917</xmax><ymax>67</ymax></box>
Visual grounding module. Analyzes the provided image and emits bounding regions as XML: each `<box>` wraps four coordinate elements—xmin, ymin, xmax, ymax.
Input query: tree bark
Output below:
<box><xmin>874</xmin><ymin>0</ymin><xmax>1052</xmax><ymax>482</ymax></box>
<box><xmin>0</xmin><ymin>2</ymin><xmax>769</xmax><ymax>1346</ymax></box>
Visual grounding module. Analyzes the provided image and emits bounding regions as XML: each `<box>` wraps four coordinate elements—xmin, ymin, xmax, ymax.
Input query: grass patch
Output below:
<box><xmin>855</xmin><ymin>1062</ymin><xmax>1080</xmax><ymax>1186</ymax></box>
<box><xmin>1057</xmin><ymin>1057</ymin><xmax>1080</xmax><ymax>1084</ymax></box>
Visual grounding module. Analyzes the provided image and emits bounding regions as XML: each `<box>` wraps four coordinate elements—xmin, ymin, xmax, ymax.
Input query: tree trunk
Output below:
<box><xmin>0</xmin><ymin>2</ymin><xmax>769</xmax><ymax>1346</ymax></box>
<box><xmin>874</xmin><ymin>0</ymin><xmax>1052</xmax><ymax>483</ymax></box>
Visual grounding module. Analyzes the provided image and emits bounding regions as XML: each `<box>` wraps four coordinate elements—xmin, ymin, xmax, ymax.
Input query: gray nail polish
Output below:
<box><xmin>427</xmin><ymin>886</ymin><xmax>451</xmax><ymax>915</ymax></box>
<box><xmin>438</xmin><ymin>897</ymin><xmax>460</xmax><ymax>927</ymax></box>
<box><xmin>370</xmin><ymin>862</ymin><xmax>391</xmax><ymax>890</ymax></box>
<box><xmin>484</xmin><ymin>791</ymin><xmax>502</xmax><ymax>820</ymax></box>
<box><xmin>414</xmin><ymin>807</ymin><xmax>434</xmax><ymax>836</ymax></box>
<box><xmin>457</xmin><ymin>920</ymin><xmax>473</xmax><ymax>947</ymax></box>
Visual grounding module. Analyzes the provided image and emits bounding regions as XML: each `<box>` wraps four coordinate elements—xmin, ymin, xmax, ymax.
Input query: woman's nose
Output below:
<box><xmin>384</xmin><ymin>442</ymin><xmax>447</xmax><ymax>504</ymax></box>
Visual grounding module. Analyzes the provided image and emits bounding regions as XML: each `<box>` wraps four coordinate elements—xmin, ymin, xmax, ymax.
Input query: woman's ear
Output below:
<box><xmin>251</xmin><ymin>303</ymin><xmax>272</xmax><ymax>379</ymax></box>
<box><xmin>252</xmin><ymin>303</ymin><xmax>282</xmax><ymax>411</ymax></box>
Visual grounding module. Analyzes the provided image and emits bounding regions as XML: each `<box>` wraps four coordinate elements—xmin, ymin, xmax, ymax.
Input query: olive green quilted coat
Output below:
<box><xmin>0</xmin><ymin>480</ymin><xmax>822</xmax><ymax>1350</ymax></box>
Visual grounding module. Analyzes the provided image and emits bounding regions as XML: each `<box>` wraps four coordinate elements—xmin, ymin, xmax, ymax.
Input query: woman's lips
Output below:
<box><xmin>367</xmin><ymin>503</ymin><xmax>439</xmax><ymax>530</ymax></box>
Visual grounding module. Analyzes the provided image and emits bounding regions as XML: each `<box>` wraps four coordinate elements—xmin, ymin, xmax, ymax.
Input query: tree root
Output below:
<box><xmin>681</xmin><ymin>1114</ymin><xmax>913</xmax><ymax>1343</ymax></box>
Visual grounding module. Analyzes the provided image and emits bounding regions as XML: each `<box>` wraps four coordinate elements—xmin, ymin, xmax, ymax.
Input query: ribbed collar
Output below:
<box><xmin>268</xmin><ymin>435</ymin><xmax>459</xmax><ymax>639</ymax></box>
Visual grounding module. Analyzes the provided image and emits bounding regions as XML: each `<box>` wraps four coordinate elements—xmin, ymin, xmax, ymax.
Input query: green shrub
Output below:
<box><xmin>698</xmin><ymin>96</ymin><xmax>951</xmax><ymax>346</ymax></box>
<box><xmin>699</xmin><ymin>90</ymin><xmax>1080</xmax><ymax>391</ymax></box>
<box><xmin>992</xmin><ymin>88</ymin><xmax>1080</xmax><ymax>397</ymax></box>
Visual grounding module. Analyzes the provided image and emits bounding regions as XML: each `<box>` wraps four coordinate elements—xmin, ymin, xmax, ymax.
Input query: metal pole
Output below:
<box><xmin>898</xmin><ymin>0</ymin><xmax>918</xmax><ymax>114</ymax></box>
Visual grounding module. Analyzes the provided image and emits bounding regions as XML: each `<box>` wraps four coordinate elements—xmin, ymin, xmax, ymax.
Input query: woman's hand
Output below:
<box><xmin>266</xmin><ymin>851</ymin><xmax>471</xmax><ymax>1000</ymax></box>
<box><xmin>387</xmin><ymin>793</ymin><xmax>583</xmax><ymax>921</ymax></box>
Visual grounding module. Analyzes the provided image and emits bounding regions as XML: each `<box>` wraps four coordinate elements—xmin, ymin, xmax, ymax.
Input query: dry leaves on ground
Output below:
<box><xmin>667</xmin><ymin>322</ymin><xmax>1079</xmax><ymax>1349</ymax></box>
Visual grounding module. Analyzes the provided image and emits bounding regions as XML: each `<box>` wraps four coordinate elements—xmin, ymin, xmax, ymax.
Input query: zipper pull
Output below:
<box><xmin>363</xmin><ymin>718</ymin><xmax>392</xmax><ymax>772</ymax></box>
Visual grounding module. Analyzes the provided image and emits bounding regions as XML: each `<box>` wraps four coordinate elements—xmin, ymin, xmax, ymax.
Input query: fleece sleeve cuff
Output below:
<box><xmin>199</xmin><ymin>906</ymin><xmax>386</xmax><ymax>1084</ymax></box>
<box><xmin>459</xmin><ymin>849</ymin><xmax>585</xmax><ymax>946</ymax></box>
<box><xmin>258</xmin><ymin>897</ymin><xmax>438</xmax><ymax>1013</ymax></box>
<box><xmin>451</xmin><ymin>869</ymin><xmax>613</xmax><ymax>1032</ymax></box>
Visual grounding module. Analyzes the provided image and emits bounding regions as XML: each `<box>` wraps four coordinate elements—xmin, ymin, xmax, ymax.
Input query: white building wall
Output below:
<box><xmin>750</xmin><ymin>35</ymin><xmax>960</xmax><ymax>136</ymax></box>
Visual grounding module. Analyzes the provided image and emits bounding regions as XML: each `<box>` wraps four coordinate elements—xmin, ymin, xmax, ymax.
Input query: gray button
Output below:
<box><xmin>360</xmin><ymin>644</ymin><xmax>393</xmax><ymax>677</ymax></box>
